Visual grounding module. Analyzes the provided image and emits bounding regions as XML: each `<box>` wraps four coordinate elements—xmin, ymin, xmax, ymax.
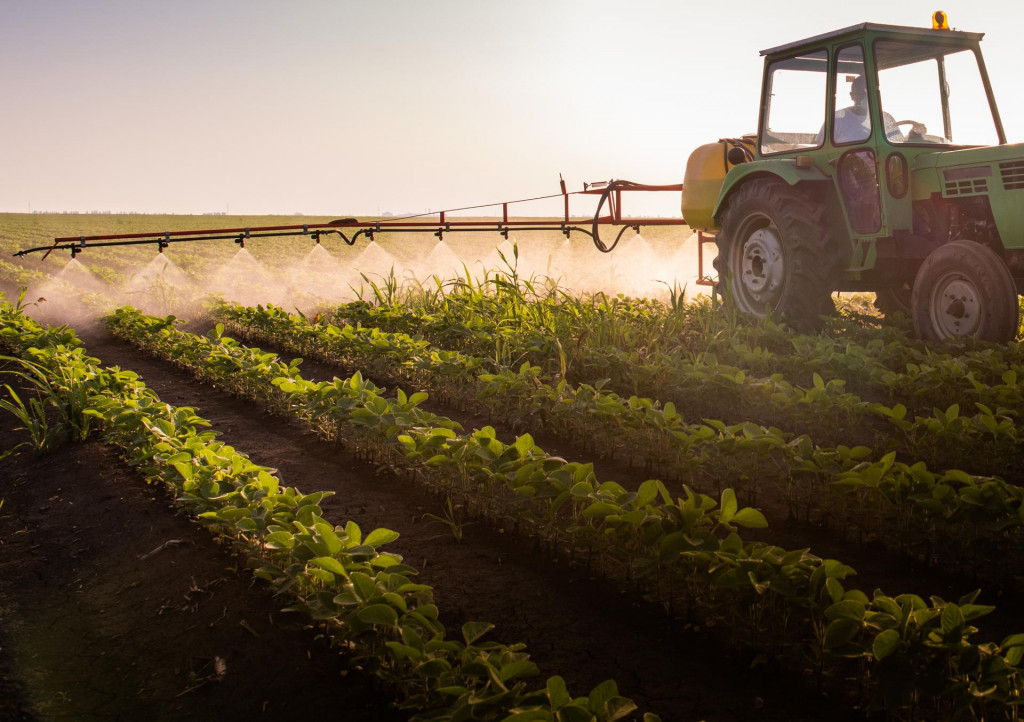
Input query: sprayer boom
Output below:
<box><xmin>14</xmin><ymin>179</ymin><xmax>686</xmax><ymax>259</ymax></box>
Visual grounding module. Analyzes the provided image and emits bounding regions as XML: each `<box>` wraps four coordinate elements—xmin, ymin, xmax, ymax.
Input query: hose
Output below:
<box><xmin>590</xmin><ymin>180</ymin><xmax>646</xmax><ymax>253</ymax></box>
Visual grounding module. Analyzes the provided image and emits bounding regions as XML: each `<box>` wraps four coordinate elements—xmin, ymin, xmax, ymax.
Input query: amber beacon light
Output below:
<box><xmin>932</xmin><ymin>10</ymin><xmax>950</xmax><ymax>29</ymax></box>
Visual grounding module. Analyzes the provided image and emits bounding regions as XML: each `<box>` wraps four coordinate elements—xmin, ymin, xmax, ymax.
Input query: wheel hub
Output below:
<box><xmin>931</xmin><ymin>276</ymin><xmax>980</xmax><ymax>336</ymax></box>
<box><xmin>737</xmin><ymin>228</ymin><xmax>784</xmax><ymax>308</ymax></box>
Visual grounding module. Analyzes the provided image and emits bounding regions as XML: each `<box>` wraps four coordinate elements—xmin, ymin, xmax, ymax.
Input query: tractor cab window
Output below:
<box><xmin>875</xmin><ymin>39</ymin><xmax>999</xmax><ymax>146</ymax></box>
<box><xmin>761</xmin><ymin>50</ymin><xmax>827</xmax><ymax>155</ymax></box>
<box><xmin>828</xmin><ymin>44</ymin><xmax>898</xmax><ymax>145</ymax></box>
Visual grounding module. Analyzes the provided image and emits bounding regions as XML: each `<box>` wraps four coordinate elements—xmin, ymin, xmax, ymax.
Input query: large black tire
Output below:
<box><xmin>911</xmin><ymin>240</ymin><xmax>1019</xmax><ymax>342</ymax></box>
<box><xmin>714</xmin><ymin>179</ymin><xmax>833</xmax><ymax>332</ymax></box>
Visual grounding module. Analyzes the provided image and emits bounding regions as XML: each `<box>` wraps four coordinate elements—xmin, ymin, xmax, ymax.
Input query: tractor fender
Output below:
<box><xmin>711</xmin><ymin>159</ymin><xmax>830</xmax><ymax>227</ymax></box>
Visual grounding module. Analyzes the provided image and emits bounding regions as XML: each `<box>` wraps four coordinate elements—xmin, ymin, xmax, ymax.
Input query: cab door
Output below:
<box><xmin>827</xmin><ymin>44</ymin><xmax>888</xmax><ymax>245</ymax></box>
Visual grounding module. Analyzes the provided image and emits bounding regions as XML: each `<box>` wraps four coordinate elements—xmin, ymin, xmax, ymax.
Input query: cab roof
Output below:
<box><xmin>760</xmin><ymin>22</ymin><xmax>984</xmax><ymax>58</ymax></box>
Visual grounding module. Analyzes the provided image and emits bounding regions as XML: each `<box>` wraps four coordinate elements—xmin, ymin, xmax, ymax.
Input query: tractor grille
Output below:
<box><xmin>943</xmin><ymin>166</ymin><xmax>991</xmax><ymax>197</ymax></box>
<box><xmin>1000</xmin><ymin>160</ymin><xmax>1024</xmax><ymax>190</ymax></box>
<box><xmin>944</xmin><ymin>177</ymin><xmax>989</xmax><ymax>196</ymax></box>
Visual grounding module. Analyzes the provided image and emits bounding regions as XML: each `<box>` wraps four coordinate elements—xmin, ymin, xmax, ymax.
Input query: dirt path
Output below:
<box><xmin>0</xmin><ymin>393</ymin><xmax>402</xmax><ymax>721</ymax></box>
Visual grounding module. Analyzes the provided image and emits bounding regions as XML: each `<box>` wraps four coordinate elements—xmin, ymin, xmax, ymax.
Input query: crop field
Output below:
<box><xmin>3</xmin><ymin>213</ymin><xmax>1024</xmax><ymax>721</ymax></box>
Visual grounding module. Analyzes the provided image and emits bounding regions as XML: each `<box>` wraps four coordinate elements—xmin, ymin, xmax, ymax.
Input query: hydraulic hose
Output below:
<box><xmin>590</xmin><ymin>180</ymin><xmax>646</xmax><ymax>253</ymax></box>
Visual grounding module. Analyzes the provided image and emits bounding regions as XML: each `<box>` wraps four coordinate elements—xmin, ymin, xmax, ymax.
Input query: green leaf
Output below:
<box><xmin>719</xmin><ymin>488</ymin><xmax>737</xmax><ymax>524</ymax></box>
<box><xmin>942</xmin><ymin>469</ymin><xmax>973</xmax><ymax>485</ymax></box>
<box><xmin>581</xmin><ymin>501</ymin><xmax>619</xmax><ymax>519</ymax></box>
<box><xmin>462</xmin><ymin>621</ymin><xmax>495</xmax><ymax>645</ymax></box>
<box><xmin>635</xmin><ymin>479</ymin><xmax>660</xmax><ymax>508</ymax></box>
<box><xmin>823</xmin><ymin>618</ymin><xmax>861</xmax><ymax>652</ymax></box>
<box><xmin>603</xmin><ymin>696</ymin><xmax>638</xmax><ymax>721</ymax></box>
<box><xmin>414</xmin><ymin>658</ymin><xmax>454</xmax><ymax>679</ymax></box>
<box><xmin>365</xmin><ymin>527</ymin><xmax>400</xmax><ymax>547</ymax></box>
<box><xmin>370</xmin><ymin>553</ymin><xmax>402</xmax><ymax>569</ymax></box>
<box><xmin>317</xmin><ymin>525</ymin><xmax>344</xmax><ymax>556</ymax></box>
<box><xmin>382</xmin><ymin>592</ymin><xmax>408</xmax><ymax>613</ymax></box>
<box><xmin>960</xmin><ymin>603</ymin><xmax>995</xmax><ymax>621</ymax></box>
<box><xmin>356</xmin><ymin>603</ymin><xmax>398</xmax><ymax>626</ymax></box>
<box><xmin>825</xmin><ymin>576</ymin><xmax>845</xmax><ymax>604</ymax></box>
<box><xmin>546</xmin><ymin>675</ymin><xmax>572</xmax><ymax>708</ymax></box>
<box><xmin>309</xmin><ymin>556</ymin><xmax>347</xmax><ymax>577</ymax></box>
<box><xmin>514</xmin><ymin>433</ymin><xmax>535</xmax><ymax>457</ymax></box>
<box><xmin>499</xmin><ymin>659</ymin><xmax>539</xmax><ymax>682</ymax></box>
<box><xmin>941</xmin><ymin>603</ymin><xmax>965</xmax><ymax>635</ymax></box>
<box><xmin>1001</xmin><ymin>633</ymin><xmax>1024</xmax><ymax>665</ymax></box>
<box><xmin>731</xmin><ymin>507</ymin><xmax>768</xmax><ymax>529</ymax></box>
<box><xmin>256</xmin><ymin>469</ymin><xmax>279</xmax><ymax>494</ymax></box>
<box><xmin>826</xmin><ymin>599</ymin><xmax>866</xmax><ymax>621</ymax></box>
<box><xmin>265</xmin><ymin>531</ymin><xmax>295</xmax><ymax>549</ymax></box>
<box><xmin>587</xmin><ymin>679</ymin><xmax>619</xmax><ymax>715</ymax></box>
<box><xmin>345</xmin><ymin>520</ymin><xmax>363</xmax><ymax>545</ymax></box>
<box><xmin>872</xmin><ymin>629</ymin><xmax>900</xmax><ymax>660</ymax></box>
<box><xmin>720</xmin><ymin>532</ymin><xmax>743</xmax><ymax>554</ymax></box>
<box><xmin>350</xmin><ymin>572</ymin><xmax>378</xmax><ymax>602</ymax></box>
<box><xmin>555</xmin><ymin>704</ymin><xmax>594</xmax><ymax>722</ymax></box>
<box><xmin>658</xmin><ymin>531</ymin><xmax>700</xmax><ymax>561</ymax></box>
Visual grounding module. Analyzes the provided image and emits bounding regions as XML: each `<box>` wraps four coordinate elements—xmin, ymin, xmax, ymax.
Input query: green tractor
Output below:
<box><xmin>682</xmin><ymin>16</ymin><xmax>1024</xmax><ymax>341</ymax></box>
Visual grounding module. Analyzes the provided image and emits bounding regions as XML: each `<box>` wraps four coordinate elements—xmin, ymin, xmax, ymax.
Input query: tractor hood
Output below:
<box><xmin>911</xmin><ymin>142</ymin><xmax>1024</xmax><ymax>249</ymax></box>
<box><xmin>911</xmin><ymin>143</ymin><xmax>1024</xmax><ymax>200</ymax></box>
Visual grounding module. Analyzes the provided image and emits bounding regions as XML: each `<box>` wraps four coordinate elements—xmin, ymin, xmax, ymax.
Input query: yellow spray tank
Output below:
<box><xmin>680</xmin><ymin>137</ymin><xmax>755</xmax><ymax>232</ymax></box>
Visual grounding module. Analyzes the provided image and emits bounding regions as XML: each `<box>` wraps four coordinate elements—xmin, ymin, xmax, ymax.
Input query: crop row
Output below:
<box><xmin>0</xmin><ymin>301</ymin><xmax>650</xmax><ymax>722</ymax></box>
<box><xmin>331</xmin><ymin>272</ymin><xmax>1024</xmax><ymax>412</ymax></box>
<box><xmin>0</xmin><ymin>261</ymin><xmax>48</xmax><ymax>290</ymax></box>
<box><xmin>213</xmin><ymin>302</ymin><xmax>1024</xmax><ymax>587</ymax></box>
<box><xmin>329</xmin><ymin>290</ymin><xmax>1024</xmax><ymax>473</ymax></box>
<box><xmin>107</xmin><ymin>305</ymin><xmax>1024</xmax><ymax>720</ymax></box>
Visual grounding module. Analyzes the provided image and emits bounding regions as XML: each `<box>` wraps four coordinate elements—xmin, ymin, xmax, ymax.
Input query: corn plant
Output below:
<box><xmin>0</xmin><ymin>383</ymin><xmax>59</xmax><ymax>453</ymax></box>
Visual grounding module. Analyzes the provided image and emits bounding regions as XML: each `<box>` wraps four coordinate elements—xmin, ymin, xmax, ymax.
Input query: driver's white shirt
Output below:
<box><xmin>831</xmin><ymin>107</ymin><xmax>902</xmax><ymax>143</ymax></box>
<box><xmin>833</xmin><ymin>108</ymin><xmax>871</xmax><ymax>143</ymax></box>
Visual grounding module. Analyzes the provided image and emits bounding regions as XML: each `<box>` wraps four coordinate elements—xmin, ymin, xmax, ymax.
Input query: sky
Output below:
<box><xmin>3</xmin><ymin>0</ymin><xmax>1023</xmax><ymax>217</ymax></box>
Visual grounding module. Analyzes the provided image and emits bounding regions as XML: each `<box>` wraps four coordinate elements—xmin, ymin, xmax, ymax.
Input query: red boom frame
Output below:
<box><xmin>13</xmin><ymin>179</ymin><xmax>718</xmax><ymax>286</ymax></box>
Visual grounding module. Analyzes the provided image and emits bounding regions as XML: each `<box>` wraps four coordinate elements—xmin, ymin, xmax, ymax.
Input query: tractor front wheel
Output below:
<box><xmin>911</xmin><ymin>240</ymin><xmax>1019</xmax><ymax>342</ymax></box>
<box><xmin>715</xmin><ymin>180</ymin><xmax>832</xmax><ymax>332</ymax></box>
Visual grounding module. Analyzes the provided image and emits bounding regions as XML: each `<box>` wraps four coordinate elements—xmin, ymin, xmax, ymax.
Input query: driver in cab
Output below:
<box><xmin>825</xmin><ymin>75</ymin><xmax>924</xmax><ymax>144</ymax></box>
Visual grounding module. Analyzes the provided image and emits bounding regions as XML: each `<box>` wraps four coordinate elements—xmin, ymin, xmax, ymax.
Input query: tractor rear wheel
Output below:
<box><xmin>715</xmin><ymin>179</ymin><xmax>832</xmax><ymax>332</ymax></box>
<box><xmin>911</xmin><ymin>240</ymin><xmax>1019</xmax><ymax>342</ymax></box>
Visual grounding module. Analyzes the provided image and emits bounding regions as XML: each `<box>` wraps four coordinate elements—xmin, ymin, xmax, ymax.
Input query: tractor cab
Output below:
<box><xmin>686</xmin><ymin>16</ymin><xmax>1024</xmax><ymax>342</ymax></box>
<box><xmin>755</xmin><ymin>21</ymin><xmax>1003</xmax><ymax>246</ymax></box>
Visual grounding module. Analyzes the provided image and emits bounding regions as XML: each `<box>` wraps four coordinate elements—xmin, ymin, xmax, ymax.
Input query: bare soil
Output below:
<box><xmin>0</xmin><ymin>317</ymin><xmax>1018</xmax><ymax>721</ymax></box>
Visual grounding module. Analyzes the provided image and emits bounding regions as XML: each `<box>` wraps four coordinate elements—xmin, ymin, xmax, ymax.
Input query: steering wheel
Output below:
<box><xmin>895</xmin><ymin>119</ymin><xmax>927</xmax><ymax>140</ymax></box>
